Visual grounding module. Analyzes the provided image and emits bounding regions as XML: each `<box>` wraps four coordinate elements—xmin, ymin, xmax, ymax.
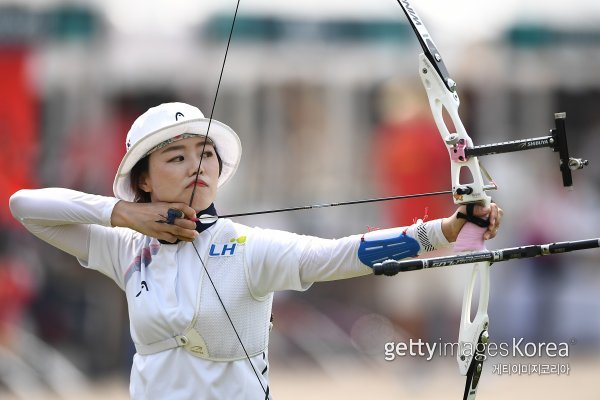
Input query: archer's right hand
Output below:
<box><xmin>111</xmin><ymin>201</ymin><xmax>198</xmax><ymax>243</ymax></box>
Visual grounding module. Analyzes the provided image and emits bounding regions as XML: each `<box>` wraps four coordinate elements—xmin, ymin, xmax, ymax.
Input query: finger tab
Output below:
<box><xmin>166</xmin><ymin>208</ymin><xmax>184</xmax><ymax>224</ymax></box>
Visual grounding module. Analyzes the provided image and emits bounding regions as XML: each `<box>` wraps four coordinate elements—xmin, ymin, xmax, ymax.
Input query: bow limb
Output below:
<box><xmin>458</xmin><ymin>260</ymin><xmax>490</xmax><ymax>400</ymax></box>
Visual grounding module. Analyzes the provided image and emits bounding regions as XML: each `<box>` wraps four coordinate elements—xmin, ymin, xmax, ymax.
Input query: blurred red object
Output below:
<box><xmin>372</xmin><ymin>117</ymin><xmax>452</xmax><ymax>224</ymax></box>
<box><xmin>0</xmin><ymin>47</ymin><xmax>38</xmax><ymax>226</ymax></box>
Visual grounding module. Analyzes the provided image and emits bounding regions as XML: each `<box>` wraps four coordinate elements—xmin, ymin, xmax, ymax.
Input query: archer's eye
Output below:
<box><xmin>201</xmin><ymin>150</ymin><xmax>214</xmax><ymax>158</ymax></box>
<box><xmin>169</xmin><ymin>155</ymin><xmax>184</xmax><ymax>162</ymax></box>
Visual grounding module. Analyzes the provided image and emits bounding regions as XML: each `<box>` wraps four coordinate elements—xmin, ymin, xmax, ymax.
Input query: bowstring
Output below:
<box><xmin>187</xmin><ymin>0</ymin><xmax>269</xmax><ymax>396</ymax></box>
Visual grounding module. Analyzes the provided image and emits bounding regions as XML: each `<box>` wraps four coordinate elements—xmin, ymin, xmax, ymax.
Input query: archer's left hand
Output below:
<box><xmin>442</xmin><ymin>202</ymin><xmax>503</xmax><ymax>242</ymax></box>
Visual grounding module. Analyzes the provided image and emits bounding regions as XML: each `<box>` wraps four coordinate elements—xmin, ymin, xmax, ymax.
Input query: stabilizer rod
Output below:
<box><xmin>373</xmin><ymin>238</ymin><xmax>600</xmax><ymax>276</ymax></box>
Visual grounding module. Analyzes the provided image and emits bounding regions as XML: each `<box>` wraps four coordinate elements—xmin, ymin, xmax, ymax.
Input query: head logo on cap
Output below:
<box><xmin>175</xmin><ymin>112</ymin><xmax>184</xmax><ymax>121</ymax></box>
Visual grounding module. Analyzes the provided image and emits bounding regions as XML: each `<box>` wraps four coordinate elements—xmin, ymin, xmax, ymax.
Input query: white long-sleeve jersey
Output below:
<box><xmin>9</xmin><ymin>188</ymin><xmax>449</xmax><ymax>399</ymax></box>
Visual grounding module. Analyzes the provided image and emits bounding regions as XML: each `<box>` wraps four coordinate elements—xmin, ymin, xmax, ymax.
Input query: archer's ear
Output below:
<box><xmin>138</xmin><ymin>172</ymin><xmax>152</xmax><ymax>194</ymax></box>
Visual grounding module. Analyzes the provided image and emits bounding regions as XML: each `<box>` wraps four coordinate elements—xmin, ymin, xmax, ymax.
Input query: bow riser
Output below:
<box><xmin>418</xmin><ymin>54</ymin><xmax>492</xmax><ymax>207</ymax></box>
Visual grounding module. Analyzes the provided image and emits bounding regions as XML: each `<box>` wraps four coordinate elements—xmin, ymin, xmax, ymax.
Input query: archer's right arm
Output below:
<box><xmin>9</xmin><ymin>188</ymin><xmax>120</xmax><ymax>262</ymax></box>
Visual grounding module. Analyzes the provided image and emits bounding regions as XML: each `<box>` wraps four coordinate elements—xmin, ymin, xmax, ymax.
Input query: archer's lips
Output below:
<box><xmin>187</xmin><ymin>180</ymin><xmax>208</xmax><ymax>188</ymax></box>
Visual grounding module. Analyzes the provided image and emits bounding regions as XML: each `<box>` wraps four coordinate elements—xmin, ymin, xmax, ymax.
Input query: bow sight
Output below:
<box><xmin>461</xmin><ymin>112</ymin><xmax>589</xmax><ymax>189</ymax></box>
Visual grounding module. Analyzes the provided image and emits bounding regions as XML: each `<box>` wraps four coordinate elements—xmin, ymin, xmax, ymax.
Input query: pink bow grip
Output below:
<box><xmin>453</xmin><ymin>221</ymin><xmax>487</xmax><ymax>252</ymax></box>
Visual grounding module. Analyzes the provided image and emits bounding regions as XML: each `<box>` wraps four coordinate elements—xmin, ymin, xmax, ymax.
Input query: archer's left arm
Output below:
<box><xmin>244</xmin><ymin>220</ymin><xmax>441</xmax><ymax>297</ymax></box>
<box><xmin>245</xmin><ymin>204</ymin><xmax>503</xmax><ymax>296</ymax></box>
<box><xmin>247</xmin><ymin>218</ymin><xmax>449</xmax><ymax>296</ymax></box>
<box><xmin>358</xmin><ymin>202</ymin><xmax>503</xmax><ymax>268</ymax></box>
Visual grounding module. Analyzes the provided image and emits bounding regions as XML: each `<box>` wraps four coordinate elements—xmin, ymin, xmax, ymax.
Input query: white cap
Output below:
<box><xmin>113</xmin><ymin>102</ymin><xmax>241</xmax><ymax>201</ymax></box>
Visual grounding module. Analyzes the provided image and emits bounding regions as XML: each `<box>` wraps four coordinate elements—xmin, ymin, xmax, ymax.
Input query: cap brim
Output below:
<box><xmin>113</xmin><ymin>118</ymin><xmax>241</xmax><ymax>201</ymax></box>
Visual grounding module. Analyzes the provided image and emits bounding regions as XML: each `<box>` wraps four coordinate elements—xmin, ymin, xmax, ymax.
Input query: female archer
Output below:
<box><xmin>10</xmin><ymin>102</ymin><xmax>502</xmax><ymax>399</ymax></box>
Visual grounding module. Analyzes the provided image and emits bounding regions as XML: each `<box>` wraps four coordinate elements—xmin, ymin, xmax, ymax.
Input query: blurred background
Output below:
<box><xmin>1</xmin><ymin>0</ymin><xmax>599</xmax><ymax>398</ymax></box>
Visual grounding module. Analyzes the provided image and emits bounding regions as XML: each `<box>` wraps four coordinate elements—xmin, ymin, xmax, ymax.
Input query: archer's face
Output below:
<box><xmin>139</xmin><ymin>136</ymin><xmax>220</xmax><ymax>211</ymax></box>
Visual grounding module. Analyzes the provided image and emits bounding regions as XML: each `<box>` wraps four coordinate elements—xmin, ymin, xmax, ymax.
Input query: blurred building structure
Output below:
<box><xmin>0</xmin><ymin>1</ymin><xmax>599</xmax><ymax>398</ymax></box>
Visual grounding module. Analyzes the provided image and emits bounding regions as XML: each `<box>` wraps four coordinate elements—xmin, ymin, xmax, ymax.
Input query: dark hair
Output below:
<box><xmin>130</xmin><ymin>142</ymin><xmax>223</xmax><ymax>203</ymax></box>
<box><xmin>130</xmin><ymin>155</ymin><xmax>152</xmax><ymax>203</ymax></box>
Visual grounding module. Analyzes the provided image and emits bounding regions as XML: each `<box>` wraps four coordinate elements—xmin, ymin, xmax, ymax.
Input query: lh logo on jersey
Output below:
<box><xmin>209</xmin><ymin>243</ymin><xmax>237</xmax><ymax>257</ymax></box>
<box><xmin>209</xmin><ymin>236</ymin><xmax>246</xmax><ymax>257</ymax></box>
